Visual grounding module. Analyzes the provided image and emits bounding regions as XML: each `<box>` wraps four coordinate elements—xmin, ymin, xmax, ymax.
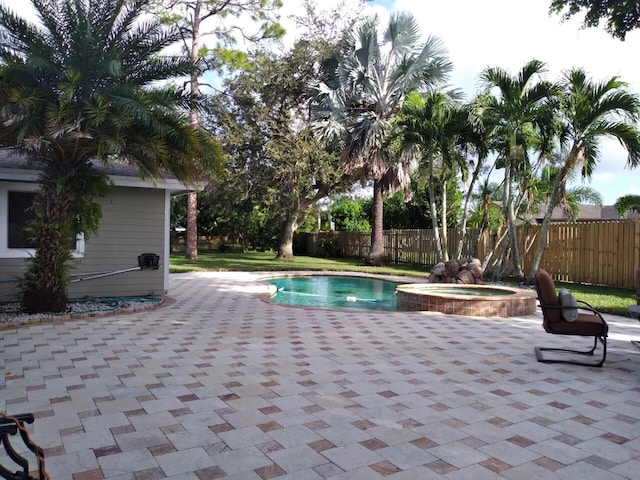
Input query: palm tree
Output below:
<box><xmin>477</xmin><ymin>59</ymin><xmax>558</xmax><ymax>280</ymax></box>
<box><xmin>533</xmin><ymin>164</ymin><xmax>603</xmax><ymax>220</ymax></box>
<box><xmin>309</xmin><ymin>12</ymin><xmax>451</xmax><ymax>265</ymax></box>
<box><xmin>615</xmin><ymin>194</ymin><xmax>640</xmax><ymax>217</ymax></box>
<box><xmin>527</xmin><ymin>68</ymin><xmax>640</xmax><ymax>280</ymax></box>
<box><xmin>0</xmin><ymin>0</ymin><xmax>222</xmax><ymax>312</ymax></box>
<box><xmin>398</xmin><ymin>90</ymin><xmax>481</xmax><ymax>261</ymax></box>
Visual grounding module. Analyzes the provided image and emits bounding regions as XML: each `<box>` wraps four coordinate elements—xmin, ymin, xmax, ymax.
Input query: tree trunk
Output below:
<box><xmin>505</xmin><ymin>163</ymin><xmax>524</xmax><ymax>280</ymax></box>
<box><xmin>456</xmin><ymin>158</ymin><xmax>483</xmax><ymax>258</ymax></box>
<box><xmin>21</xmin><ymin>161</ymin><xmax>78</xmax><ymax>312</ymax></box>
<box><xmin>526</xmin><ymin>162</ymin><xmax>571</xmax><ymax>283</ymax></box>
<box><xmin>367</xmin><ymin>179</ymin><xmax>385</xmax><ymax>266</ymax></box>
<box><xmin>427</xmin><ymin>174</ymin><xmax>444</xmax><ymax>262</ymax></box>
<box><xmin>276</xmin><ymin>214</ymin><xmax>299</xmax><ymax>260</ymax></box>
<box><xmin>440</xmin><ymin>183</ymin><xmax>449</xmax><ymax>261</ymax></box>
<box><xmin>185</xmin><ymin>0</ymin><xmax>203</xmax><ymax>261</ymax></box>
<box><xmin>480</xmin><ymin>228</ymin><xmax>508</xmax><ymax>271</ymax></box>
<box><xmin>185</xmin><ymin>192</ymin><xmax>198</xmax><ymax>260</ymax></box>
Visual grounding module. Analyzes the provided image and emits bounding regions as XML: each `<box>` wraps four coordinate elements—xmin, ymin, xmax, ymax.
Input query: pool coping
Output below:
<box><xmin>396</xmin><ymin>283</ymin><xmax>538</xmax><ymax>317</ymax></box>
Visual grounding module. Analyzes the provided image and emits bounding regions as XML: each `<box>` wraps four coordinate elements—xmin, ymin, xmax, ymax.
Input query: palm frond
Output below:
<box><xmin>568</xmin><ymin>185</ymin><xmax>603</xmax><ymax>207</ymax></box>
<box><xmin>614</xmin><ymin>194</ymin><xmax>640</xmax><ymax>217</ymax></box>
<box><xmin>383</xmin><ymin>11</ymin><xmax>421</xmax><ymax>56</ymax></box>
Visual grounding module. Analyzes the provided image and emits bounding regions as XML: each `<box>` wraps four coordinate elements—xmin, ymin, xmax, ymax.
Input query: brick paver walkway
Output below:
<box><xmin>2</xmin><ymin>272</ymin><xmax>640</xmax><ymax>479</ymax></box>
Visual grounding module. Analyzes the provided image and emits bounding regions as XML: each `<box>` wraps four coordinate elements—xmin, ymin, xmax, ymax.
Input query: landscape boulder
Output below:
<box><xmin>429</xmin><ymin>257</ymin><xmax>484</xmax><ymax>284</ymax></box>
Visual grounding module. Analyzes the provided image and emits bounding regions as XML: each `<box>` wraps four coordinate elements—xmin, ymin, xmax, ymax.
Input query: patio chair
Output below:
<box><xmin>0</xmin><ymin>412</ymin><xmax>49</xmax><ymax>480</ymax></box>
<box><xmin>533</xmin><ymin>268</ymin><xmax>608</xmax><ymax>367</ymax></box>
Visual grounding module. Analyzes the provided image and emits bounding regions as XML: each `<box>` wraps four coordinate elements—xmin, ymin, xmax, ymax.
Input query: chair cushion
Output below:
<box><xmin>558</xmin><ymin>289</ymin><xmax>578</xmax><ymax>322</ymax></box>
<box><xmin>548</xmin><ymin>312</ymin><xmax>606</xmax><ymax>336</ymax></box>
<box><xmin>535</xmin><ymin>269</ymin><xmax>562</xmax><ymax>323</ymax></box>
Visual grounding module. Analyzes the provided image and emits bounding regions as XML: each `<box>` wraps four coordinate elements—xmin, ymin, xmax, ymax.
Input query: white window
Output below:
<box><xmin>0</xmin><ymin>182</ymin><xmax>85</xmax><ymax>258</ymax></box>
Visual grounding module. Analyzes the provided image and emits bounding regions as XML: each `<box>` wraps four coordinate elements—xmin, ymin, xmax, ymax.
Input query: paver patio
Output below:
<box><xmin>2</xmin><ymin>271</ymin><xmax>640</xmax><ymax>479</ymax></box>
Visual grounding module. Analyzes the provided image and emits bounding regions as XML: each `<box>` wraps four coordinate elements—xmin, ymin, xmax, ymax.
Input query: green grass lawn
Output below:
<box><xmin>170</xmin><ymin>251</ymin><xmax>429</xmax><ymax>277</ymax></box>
<box><xmin>170</xmin><ymin>251</ymin><xmax>637</xmax><ymax>317</ymax></box>
<box><xmin>556</xmin><ymin>280</ymin><xmax>636</xmax><ymax>318</ymax></box>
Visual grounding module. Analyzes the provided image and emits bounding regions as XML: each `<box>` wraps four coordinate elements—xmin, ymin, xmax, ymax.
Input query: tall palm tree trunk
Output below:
<box><xmin>427</xmin><ymin>173</ymin><xmax>444</xmax><ymax>262</ymax></box>
<box><xmin>456</xmin><ymin>160</ymin><xmax>483</xmax><ymax>258</ymax></box>
<box><xmin>185</xmin><ymin>0</ymin><xmax>203</xmax><ymax>261</ymax></box>
<box><xmin>440</xmin><ymin>183</ymin><xmax>449</xmax><ymax>261</ymax></box>
<box><xmin>505</xmin><ymin>163</ymin><xmax>524</xmax><ymax>280</ymax></box>
<box><xmin>367</xmin><ymin>179</ymin><xmax>385</xmax><ymax>265</ymax></box>
<box><xmin>185</xmin><ymin>192</ymin><xmax>198</xmax><ymax>259</ymax></box>
<box><xmin>527</xmin><ymin>161</ymin><xmax>572</xmax><ymax>282</ymax></box>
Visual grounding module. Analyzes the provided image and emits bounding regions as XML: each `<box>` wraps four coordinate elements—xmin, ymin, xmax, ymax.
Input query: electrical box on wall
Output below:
<box><xmin>138</xmin><ymin>253</ymin><xmax>160</xmax><ymax>269</ymax></box>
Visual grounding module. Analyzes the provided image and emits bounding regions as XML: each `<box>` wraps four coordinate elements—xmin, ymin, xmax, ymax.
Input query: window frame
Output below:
<box><xmin>0</xmin><ymin>182</ymin><xmax>85</xmax><ymax>258</ymax></box>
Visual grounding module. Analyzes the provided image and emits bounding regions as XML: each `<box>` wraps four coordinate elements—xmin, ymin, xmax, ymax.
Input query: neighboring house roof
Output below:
<box><xmin>493</xmin><ymin>200</ymin><xmax>640</xmax><ymax>223</ymax></box>
<box><xmin>539</xmin><ymin>203</ymin><xmax>640</xmax><ymax>222</ymax></box>
<box><xmin>0</xmin><ymin>149</ymin><xmax>199</xmax><ymax>194</ymax></box>
<box><xmin>600</xmin><ymin>205</ymin><xmax>640</xmax><ymax>220</ymax></box>
<box><xmin>540</xmin><ymin>204</ymin><xmax>602</xmax><ymax>222</ymax></box>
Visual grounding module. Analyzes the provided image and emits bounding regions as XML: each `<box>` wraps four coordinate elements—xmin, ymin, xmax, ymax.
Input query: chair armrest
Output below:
<box><xmin>576</xmin><ymin>299</ymin><xmax>597</xmax><ymax>309</ymax></box>
<box><xmin>0</xmin><ymin>413</ymin><xmax>35</xmax><ymax>434</ymax></box>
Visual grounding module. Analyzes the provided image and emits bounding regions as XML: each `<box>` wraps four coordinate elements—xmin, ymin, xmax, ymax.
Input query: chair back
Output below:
<box><xmin>534</xmin><ymin>269</ymin><xmax>562</xmax><ymax>326</ymax></box>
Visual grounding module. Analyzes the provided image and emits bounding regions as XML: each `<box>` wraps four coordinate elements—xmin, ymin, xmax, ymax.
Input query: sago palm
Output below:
<box><xmin>0</xmin><ymin>0</ymin><xmax>222</xmax><ymax>312</ymax></box>
<box><xmin>309</xmin><ymin>11</ymin><xmax>451</xmax><ymax>265</ymax></box>
<box><xmin>527</xmin><ymin>68</ymin><xmax>640</xmax><ymax>279</ymax></box>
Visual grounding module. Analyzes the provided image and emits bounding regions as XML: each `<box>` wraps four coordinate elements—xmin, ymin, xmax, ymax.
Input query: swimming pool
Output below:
<box><xmin>265</xmin><ymin>275</ymin><xmax>400</xmax><ymax>311</ymax></box>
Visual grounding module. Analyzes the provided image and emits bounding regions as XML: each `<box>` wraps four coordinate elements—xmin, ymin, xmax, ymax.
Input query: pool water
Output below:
<box><xmin>266</xmin><ymin>275</ymin><xmax>400</xmax><ymax>311</ymax></box>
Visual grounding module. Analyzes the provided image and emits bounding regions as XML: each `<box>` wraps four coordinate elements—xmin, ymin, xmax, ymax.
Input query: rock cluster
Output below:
<box><xmin>429</xmin><ymin>258</ymin><xmax>484</xmax><ymax>284</ymax></box>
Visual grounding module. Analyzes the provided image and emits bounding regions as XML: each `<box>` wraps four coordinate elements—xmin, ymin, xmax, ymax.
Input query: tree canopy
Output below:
<box><xmin>549</xmin><ymin>0</ymin><xmax>640</xmax><ymax>40</ymax></box>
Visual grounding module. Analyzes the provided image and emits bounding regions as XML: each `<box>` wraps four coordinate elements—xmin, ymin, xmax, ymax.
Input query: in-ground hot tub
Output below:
<box><xmin>396</xmin><ymin>283</ymin><xmax>537</xmax><ymax>317</ymax></box>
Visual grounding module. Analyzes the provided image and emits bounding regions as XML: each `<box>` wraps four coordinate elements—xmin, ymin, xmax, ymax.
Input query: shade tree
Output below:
<box><xmin>549</xmin><ymin>0</ymin><xmax>640</xmax><ymax>40</ymax></box>
<box><xmin>148</xmin><ymin>0</ymin><xmax>284</xmax><ymax>260</ymax></box>
<box><xmin>203</xmin><ymin>1</ymin><xmax>366</xmax><ymax>258</ymax></box>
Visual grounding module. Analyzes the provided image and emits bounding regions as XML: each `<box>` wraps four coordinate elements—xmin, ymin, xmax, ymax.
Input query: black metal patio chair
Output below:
<box><xmin>0</xmin><ymin>413</ymin><xmax>49</xmax><ymax>480</ymax></box>
<box><xmin>533</xmin><ymin>268</ymin><xmax>608</xmax><ymax>367</ymax></box>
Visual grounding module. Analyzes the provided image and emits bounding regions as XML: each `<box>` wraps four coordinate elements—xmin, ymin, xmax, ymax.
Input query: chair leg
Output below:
<box><xmin>535</xmin><ymin>336</ymin><xmax>606</xmax><ymax>367</ymax></box>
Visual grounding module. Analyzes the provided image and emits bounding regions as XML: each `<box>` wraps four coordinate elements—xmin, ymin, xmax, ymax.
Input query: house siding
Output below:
<box><xmin>0</xmin><ymin>186</ymin><xmax>166</xmax><ymax>302</ymax></box>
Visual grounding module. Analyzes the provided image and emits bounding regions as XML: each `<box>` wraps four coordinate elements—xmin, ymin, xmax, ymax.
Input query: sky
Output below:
<box><xmin>4</xmin><ymin>0</ymin><xmax>640</xmax><ymax>205</ymax></box>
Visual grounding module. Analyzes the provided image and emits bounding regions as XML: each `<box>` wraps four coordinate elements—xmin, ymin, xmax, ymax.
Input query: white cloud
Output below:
<box><xmin>591</xmin><ymin>172</ymin><xmax>614</xmax><ymax>181</ymax></box>
<box><xmin>390</xmin><ymin>0</ymin><xmax>640</xmax><ymax>97</ymax></box>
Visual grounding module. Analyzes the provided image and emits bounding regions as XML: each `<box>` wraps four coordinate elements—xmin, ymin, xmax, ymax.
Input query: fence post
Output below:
<box><xmin>395</xmin><ymin>230</ymin><xmax>399</xmax><ymax>265</ymax></box>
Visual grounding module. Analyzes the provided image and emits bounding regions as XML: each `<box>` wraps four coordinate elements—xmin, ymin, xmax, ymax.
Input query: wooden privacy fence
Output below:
<box><xmin>170</xmin><ymin>233</ymin><xmax>236</xmax><ymax>252</ymax></box>
<box><xmin>296</xmin><ymin>228</ymin><xmax>480</xmax><ymax>268</ymax></box>
<box><xmin>297</xmin><ymin>220</ymin><xmax>640</xmax><ymax>289</ymax></box>
<box><xmin>477</xmin><ymin>220</ymin><xmax>640</xmax><ymax>289</ymax></box>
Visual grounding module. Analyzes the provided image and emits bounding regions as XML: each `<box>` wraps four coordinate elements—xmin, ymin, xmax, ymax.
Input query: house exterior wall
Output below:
<box><xmin>0</xmin><ymin>185</ymin><xmax>167</xmax><ymax>302</ymax></box>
